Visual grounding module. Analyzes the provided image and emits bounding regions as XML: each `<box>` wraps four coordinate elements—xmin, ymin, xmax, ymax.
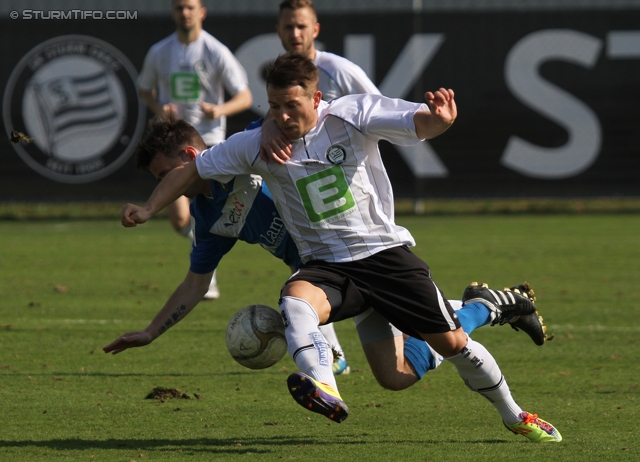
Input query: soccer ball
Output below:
<box><xmin>225</xmin><ymin>304</ymin><xmax>287</xmax><ymax>369</ymax></box>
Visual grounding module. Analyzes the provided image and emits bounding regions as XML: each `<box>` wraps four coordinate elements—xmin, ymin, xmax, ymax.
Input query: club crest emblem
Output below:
<box><xmin>326</xmin><ymin>144</ymin><xmax>346</xmax><ymax>165</ymax></box>
<box><xmin>3</xmin><ymin>35</ymin><xmax>145</xmax><ymax>183</ymax></box>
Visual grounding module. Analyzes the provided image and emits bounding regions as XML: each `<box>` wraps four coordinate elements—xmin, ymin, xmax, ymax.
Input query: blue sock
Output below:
<box><xmin>404</xmin><ymin>336</ymin><xmax>438</xmax><ymax>379</ymax></box>
<box><xmin>404</xmin><ymin>302</ymin><xmax>493</xmax><ymax>380</ymax></box>
<box><xmin>456</xmin><ymin>301</ymin><xmax>492</xmax><ymax>334</ymax></box>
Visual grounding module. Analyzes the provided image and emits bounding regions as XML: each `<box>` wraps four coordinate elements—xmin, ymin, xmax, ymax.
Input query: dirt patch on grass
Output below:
<box><xmin>145</xmin><ymin>387</ymin><xmax>191</xmax><ymax>402</ymax></box>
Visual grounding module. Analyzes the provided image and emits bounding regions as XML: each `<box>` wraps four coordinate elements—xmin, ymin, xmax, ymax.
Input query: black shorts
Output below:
<box><xmin>282</xmin><ymin>246</ymin><xmax>461</xmax><ymax>338</ymax></box>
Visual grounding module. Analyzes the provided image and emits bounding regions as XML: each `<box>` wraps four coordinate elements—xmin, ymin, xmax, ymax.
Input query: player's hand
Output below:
<box><xmin>121</xmin><ymin>203</ymin><xmax>152</xmax><ymax>227</ymax></box>
<box><xmin>200</xmin><ymin>102</ymin><xmax>222</xmax><ymax>119</ymax></box>
<box><xmin>103</xmin><ymin>330</ymin><xmax>153</xmax><ymax>355</ymax></box>
<box><xmin>161</xmin><ymin>104</ymin><xmax>178</xmax><ymax>117</ymax></box>
<box><xmin>424</xmin><ymin>88</ymin><xmax>457</xmax><ymax>126</ymax></box>
<box><xmin>259</xmin><ymin>118</ymin><xmax>292</xmax><ymax>164</ymax></box>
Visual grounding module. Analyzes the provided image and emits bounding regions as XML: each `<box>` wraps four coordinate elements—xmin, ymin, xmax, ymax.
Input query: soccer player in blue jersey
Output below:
<box><xmin>104</xmin><ymin>116</ymin><xmax>547</xmax><ymax>394</ymax></box>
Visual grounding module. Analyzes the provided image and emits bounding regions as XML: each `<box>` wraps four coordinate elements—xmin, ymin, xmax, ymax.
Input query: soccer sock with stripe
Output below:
<box><xmin>279</xmin><ymin>296</ymin><xmax>338</xmax><ymax>391</ymax></box>
<box><xmin>403</xmin><ymin>301</ymin><xmax>491</xmax><ymax>379</ymax></box>
<box><xmin>445</xmin><ymin>336</ymin><xmax>523</xmax><ymax>425</ymax></box>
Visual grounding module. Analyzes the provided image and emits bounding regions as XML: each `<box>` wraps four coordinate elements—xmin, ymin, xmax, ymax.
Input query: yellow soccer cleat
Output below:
<box><xmin>287</xmin><ymin>372</ymin><xmax>349</xmax><ymax>423</ymax></box>
<box><xmin>505</xmin><ymin>411</ymin><xmax>562</xmax><ymax>442</ymax></box>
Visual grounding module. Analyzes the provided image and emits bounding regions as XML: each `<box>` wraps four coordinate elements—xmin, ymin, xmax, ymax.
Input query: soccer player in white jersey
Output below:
<box><xmin>137</xmin><ymin>0</ymin><xmax>253</xmax><ymax>299</ymax></box>
<box><xmin>103</xmin><ymin>117</ymin><xmax>537</xmax><ymax>378</ymax></box>
<box><xmin>269</xmin><ymin>0</ymin><xmax>549</xmax><ymax>385</ymax></box>
<box><xmin>120</xmin><ymin>54</ymin><xmax>561</xmax><ymax>442</ymax></box>
<box><xmin>261</xmin><ymin>0</ymin><xmax>384</xmax><ymax>375</ymax></box>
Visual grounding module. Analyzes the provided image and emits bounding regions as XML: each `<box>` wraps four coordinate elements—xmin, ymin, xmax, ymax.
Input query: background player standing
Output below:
<box><xmin>137</xmin><ymin>0</ymin><xmax>253</xmax><ymax>299</ymax></box>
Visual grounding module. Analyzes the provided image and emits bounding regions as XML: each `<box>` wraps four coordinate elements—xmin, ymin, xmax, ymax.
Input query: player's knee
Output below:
<box><xmin>422</xmin><ymin>328</ymin><xmax>467</xmax><ymax>358</ymax></box>
<box><xmin>371</xmin><ymin>368</ymin><xmax>417</xmax><ymax>391</ymax></box>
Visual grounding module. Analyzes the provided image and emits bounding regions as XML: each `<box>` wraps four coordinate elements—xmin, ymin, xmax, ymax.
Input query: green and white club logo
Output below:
<box><xmin>296</xmin><ymin>165</ymin><xmax>356</xmax><ymax>226</ymax></box>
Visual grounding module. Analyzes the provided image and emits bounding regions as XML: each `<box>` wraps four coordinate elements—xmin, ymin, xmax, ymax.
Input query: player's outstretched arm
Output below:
<box><xmin>120</xmin><ymin>162</ymin><xmax>201</xmax><ymax>228</ymax></box>
<box><xmin>103</xmin><ymin>270</ymin><xmax>212</xmax><ymax>355</ymax></box>
<box><xmin>414</xmin><ymin>88</ymin><xmax>457</xmax><ymax>140</ymax></box>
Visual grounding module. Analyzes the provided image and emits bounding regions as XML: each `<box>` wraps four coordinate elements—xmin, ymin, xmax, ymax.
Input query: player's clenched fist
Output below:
<box><xmin>121</xmin><ymin>203</ymin><xmax>152</xmax><ymax>227</ymax></box>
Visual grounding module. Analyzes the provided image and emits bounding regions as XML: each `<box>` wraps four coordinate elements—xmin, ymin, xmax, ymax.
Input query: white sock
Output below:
<box><xmin>280</xmin><ymin>296</ymin><xmax>337</xmax><ymax>390</ymax></box>
<box><xmin>318</xmin><ymin>323</ymin><xmax>346</xmax><ymax>361</ymax></box>
<box><xmin>427</xmin><ymin>343</ymin><xmax>444</xmax><ymax>369</ymax></box>
<box><xmin>445</xmin><ymin>336</ymin><xmax>523</xmax><ymax>425</ymax></box>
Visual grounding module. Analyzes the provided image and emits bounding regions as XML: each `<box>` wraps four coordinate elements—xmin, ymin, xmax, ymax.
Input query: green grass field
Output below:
<box><xmin>1</xmin><ymin>214</ymin><xmax>639</xmax><ymax>461</ymax></box>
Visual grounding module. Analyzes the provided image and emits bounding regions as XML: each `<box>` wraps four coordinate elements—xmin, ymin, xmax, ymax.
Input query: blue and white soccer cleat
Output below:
<box><xmin>332</xmin><ymin>357</ymin><xmax>351</xmax><ymax>375</ymax></box>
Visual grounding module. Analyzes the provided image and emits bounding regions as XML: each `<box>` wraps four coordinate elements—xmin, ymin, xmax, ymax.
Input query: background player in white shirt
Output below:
<box><xmin>120</xmin><ymin>54</ymin><xmax>561</xmax><ymax>442</ymax></box>
<box><xmin>137</xmin><ymin>0</ymin><xmax>253</xmax><ymax>299</ymax></box>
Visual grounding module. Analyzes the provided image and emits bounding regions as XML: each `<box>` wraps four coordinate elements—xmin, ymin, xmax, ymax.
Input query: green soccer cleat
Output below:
<box><xmin>287</xmin><ymin>372</ymin><xmax>349</xmax><ymax>423</ymax></box>
<box><xmin>504</xmin><ymin>411</ymin><xmax>562</xmax><ymax>442</ymax></box>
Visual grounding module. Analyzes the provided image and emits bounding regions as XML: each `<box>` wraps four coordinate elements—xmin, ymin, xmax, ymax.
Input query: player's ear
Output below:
<box><xmin>313</xmin><ymin>22</ymin><xmax>320</xmax><ymax>40</ymax></box>
<box><xmin>313</xmin><ymin>90</ymin><xmax>322</xmax><ymax>109</ymax></box>
<box><xmin>200</xmin><ymin>6</ymin><xmax>207</xmax><ymax>21</ymax></box>
<box><xmin>184</xmin><ymin>146</ymin><xmax>199</xmax><ymax>160</ymax></box>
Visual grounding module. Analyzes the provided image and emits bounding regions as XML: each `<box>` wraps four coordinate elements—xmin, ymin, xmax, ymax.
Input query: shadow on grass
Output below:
<box><xmin>0</xmin><ymin>436</ymin><xmax>509</xmax><ymax>454</ymax></box>
<box><xmin>2</xmin><ymin>371</ymin><xmax>283</xmax><ymax>378</ymax></box>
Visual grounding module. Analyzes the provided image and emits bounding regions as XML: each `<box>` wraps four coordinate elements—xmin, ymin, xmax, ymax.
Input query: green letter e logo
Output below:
<box><xmin>171</xmin><ymin>73</ymin><xmax>199</xmax><ymax>101</ymax></box>
<box><xmin>296</xmin><ymin>165</ymin><xmax>355</xmax><ymax>224</ymax></box>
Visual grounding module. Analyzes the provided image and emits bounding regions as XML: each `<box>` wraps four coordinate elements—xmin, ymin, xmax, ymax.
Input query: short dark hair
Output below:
<box><xmin>135</xmin><ymin>116</ymin><xmax>206</xmax><ymax>171</ymax></box>
<box><xmin>265</xmin><ymin>53</ymin><xmax>319</xmax><ymax>96</ymax></box>
<box><xmin>279</xmin><ymin>0</ymin><xmax>317</xmax><ymax>20</ymax></box>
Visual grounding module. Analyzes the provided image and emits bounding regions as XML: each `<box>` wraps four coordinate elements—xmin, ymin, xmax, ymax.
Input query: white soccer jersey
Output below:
<box><xmin>138</xmin><ymin>31</ymin><xmax>248</xmax><ymax>146</ymax></box>
<box><xmin>195</xmin><ymin>94</ymin><xmax>428</xmax><ymax>263</ymax></box>
<box><xmin>314</xmin><ymin>50</ymin><xmax>381</xmax><ymax>101</ymax></box>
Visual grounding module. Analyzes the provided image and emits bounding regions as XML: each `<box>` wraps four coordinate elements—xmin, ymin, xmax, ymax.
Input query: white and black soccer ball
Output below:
<box><xmin>225</xmin><ymin>304</ymin><xmax>287</xmax><ymax>370</ymax></box>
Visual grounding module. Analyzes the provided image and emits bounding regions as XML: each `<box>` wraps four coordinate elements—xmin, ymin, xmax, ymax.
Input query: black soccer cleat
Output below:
<box><xmin>462</xmin><ymin>282</ymin><xmax>536</xmax><ymax>326</ymax></box>
<box><xmin>507</xmin><ymin>283</ymin><xmax>553</xmax><ymax>346</ymax></box>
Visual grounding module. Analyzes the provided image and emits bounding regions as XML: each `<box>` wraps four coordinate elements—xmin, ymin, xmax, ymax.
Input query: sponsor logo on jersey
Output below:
<box><xmin>226</xmin><ymin>194</ymin><xmax>246</xmax><ymax>225</ymax></box>
<box><xmin>326</xmin><ymin>144</ymin><xmax>347</xmax><ymax>164</ymax></box>
<box><xmin>295</xmin><ymin>165</ymin><xmax>356</xmax><ymax>227</ymax></box>
<box><xmin>3</xmin><ymin>35</ymin><xmax>145</xmax><ymax>183</ymax></box>
<box><xmin>171</xmin><ymin>72</ymin><xmax>199</xmax><ymax>101</ymax></box>
<box><xmin>259</xmin><ymin>216</ymin><xmax>287</xmax><ymax>252</ymax></box>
